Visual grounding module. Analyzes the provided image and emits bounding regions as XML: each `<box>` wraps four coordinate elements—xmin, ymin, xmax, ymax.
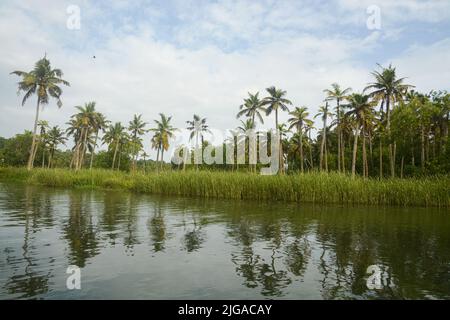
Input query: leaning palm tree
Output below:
<box><xmin>315</xmin><ymin>102</ymin><xmax>332</xmax><ymax>171</ymax></box>
<box><xmin>364</xmin><ymin>64</ymin><xmax>414</xmax><ymax>177</ymax></box>
<box><xmin>324</xmin><ymin>83</ymin><xmax>352</xmax><ymax>172</ymax></box>
<box><xmin>186</xmin><ymin>114</ymin><xmax>211</xmax><ymax>170</ymax></box>
<box><xmin>344</xmin><ymin>93</ymin><xmax>375</xmax><ymax>178</ymax></box>
<box><xmin>288</xmin><ymin>106</ymin><xmax>309</xmax><ymax>173</ymax></box>
<box><xmin>237</xmin><ymin>92</ymin><xmax>266</xmax><ymax>127</ymax></box>
<box><xmin>46</xmin><ymin>126</ymin><xmax>67</xmax><ymax>168</ymax></box>
<box><xmin>261</xmin><ymin>86</ymin><xmax>292</xmax><ymax>174</ymax></box>
<box><xmin>11</xmin><ymin>55</ymin><xmax>70</xmax><ymax>170</ymax></box>
<box><xmin>128</xmin><ymin>114</ymin><xmax>147</xmax><ymax>171</ymax></box>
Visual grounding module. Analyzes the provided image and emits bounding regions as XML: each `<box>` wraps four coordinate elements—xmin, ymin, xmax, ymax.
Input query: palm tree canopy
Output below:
<box><xmin>186</xmin><ymin>114</ymin><xmax>211</xmax><ymax>141</ymax></box>
<box><xmin>261</xmin><ymin>86</ymin><xmax>292</xmax><ymax>115</ymax></box>
<box><xmin>288</xmin><ymin>106</ymin><xmax>310</xmax><ymax>131</ymax></box>
<box><xmin>364</xmin><ymin>64</ymin><xmax>414</xmax><ymax>104</ymax></box>
<box><xmin>237</xmin><ymin>92</ymin><xmax>266</xmax><ymax>124</ymax></box>
<box><xmin>11</xmin><ymin>55</ymin><xmax>70</xmax><ymax>107</ymax></box>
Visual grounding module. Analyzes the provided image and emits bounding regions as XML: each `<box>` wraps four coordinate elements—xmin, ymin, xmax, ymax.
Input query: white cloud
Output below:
<box><xmin>0</xmin><ymin>0</ymin><xmax>449</xmax><ymax>161</ymax></box>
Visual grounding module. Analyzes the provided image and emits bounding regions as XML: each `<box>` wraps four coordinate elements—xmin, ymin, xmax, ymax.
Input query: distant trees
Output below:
<box><xmin>7</xmin><ymin>57</ymin><xmax>450</xmax><ymax>177</ymax></box>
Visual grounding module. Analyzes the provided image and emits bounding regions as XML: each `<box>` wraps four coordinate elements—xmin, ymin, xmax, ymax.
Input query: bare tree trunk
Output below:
<box><xmin>362</xmin><ymin>128</ymin><xmax>367</xmax><ymax>178</ymax></box>
<box><xmin>351</xmin><ymin>126</ymin><xmax>359</xmax><ymax>178</ymax></box>
<box><xmin>400</xmin><ymin>156</ymin><xmax>404</xmax><ymax>179</ymax></box>
<box><xmin>112</xmin><ymin>140</ymin><xmax>119</xmax><ymax>170</ymax></box>
<box><xmin>379</xmin><ymin>138</ymin><xmax>383</xmax><ymax>180</ymax></box>
<box><xmin>27</xmin><ymin>98</ymin><xmax>41</xmax><ymax>171</ymax></box>
<box><xmin>299</xmin><ymin>124</ymin><xmax>304</xmax><ymax>173</ymax></box>
<box><xmin>337</xmin><ymin>99</ymin><xmax>341</xmax><ymax>172</ymax></box>
<box><xmin>90</xmin><ymin>130</ymin><xmax>99</xmax><ymax>170</ymax></box>
<box><xmin>421</xmin><ymin>126</ymin><xmax>425</xmax><ymax>170</ymax></box>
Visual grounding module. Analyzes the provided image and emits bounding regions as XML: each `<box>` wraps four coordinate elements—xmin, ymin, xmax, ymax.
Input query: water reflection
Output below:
<box><xmin>0</xmin><ymin>183</ymin><xmax>449</xmax><ymax>299</ymax></box>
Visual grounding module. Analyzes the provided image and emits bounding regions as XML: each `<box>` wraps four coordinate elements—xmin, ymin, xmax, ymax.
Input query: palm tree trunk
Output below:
<box><xmin>320</xmin><ymin>118</ymin><xmax>326</xmax><ymax>171</ymax></box>
<box><xmin>400</xmin><ymin>156</ymin><xmax>404</xmax><ymax>179</ymax></box>
<box><xmin>79</xmin><ymin>127</ymin><xmax>89</xmax><ymax>170</ymax></box>
<box><xmin>112</xmin><ymin>140</ymin><xmax>119</xmax><ymax>170</ymax></box>
<box><xmin>156</xmin><ymin>146</ymin><xmax>160</xmax><ymax>172</ymax></box>
<box><xmin>42</xmin><ymin>149</ymin><xmax>46</xmax><ymax>168</ymax></box>
<box><xmin>362</xmin><ymin>128</ymin><xmax>367</xmax><ymax>178</ymax></box>
<box><xmin>379</xmin><ymin>138</ymin><xmax>383</xmax><ymax>179</ymax></box>
<box><xmin>342</xmin><ymin>133</ymin><xmax>346</xmax><ymax>174</ymax></box>
<box><xmin>90</xmin><ymin>130</ymin><xmax>99</xmax><ymax>170</ymax></box>
<box><xmin>351</xmin><ymin>126</ymin><xmax>359</xmax><ymax>178</ymax></box>
<box><xmin>117</xmin><ymin>146</ymin><xmax>122</xmax><ymax>171</ymax></box>
<box><xmin>299</xmin><ymin>124</ymin><xmax>304</xmax><ymax>173</ymax></box>
<box><xmin>27</xmin><ymin>98</ymin><xmax>41</xmax><ymax>171</ymax></box>
<box><xmin>386</xmin><ymin>96</ymin><xmax>395</xmax><ymax>178</ymax></box>
<box><xmin>337</xmin><ymin>99</ymin><xmax>341</xmax><ymax>172</ymax></box>
<box><xmin>160</xmin><ymin>148</ymin><xmax>164</xmax><ymax>170</ymax></box>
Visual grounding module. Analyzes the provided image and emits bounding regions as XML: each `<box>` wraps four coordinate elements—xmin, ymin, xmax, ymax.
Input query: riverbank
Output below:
<box><xmin>0</xmin><ymin>167</ymin><xmax>448</xmax><ymax>207</ymax></box>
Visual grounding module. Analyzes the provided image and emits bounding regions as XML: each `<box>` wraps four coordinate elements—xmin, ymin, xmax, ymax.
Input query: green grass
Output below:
<box><xmin>0</xmin><ymin>167</ymin><xmax>449</xmax><ymax>207</ymax></box>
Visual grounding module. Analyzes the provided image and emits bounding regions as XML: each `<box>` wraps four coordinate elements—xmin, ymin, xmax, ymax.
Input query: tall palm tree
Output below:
<box><xmin>237</xmin><ymin>119</ymin><xmax>256</xmax><ymax>171</ymax></box>
<box><xmin>73</xmin><ymin>102</ymin><xmax>97</xmax><ymax>170</ymax></box>
<box><xmin>324</xmin><ymin>83</ymin><xmax>352</xmax><ymax>172</ymax></box>
<box><xmin>90</xmin><ymin>111</ymin><xmax>108</xmax><ymax>170</ymax></box>
<box><xmin>288</xmin><ymin>106</ymin><xmax>309</xmax><ymax>173</ymax></box>
<box><xmin>344</xmin><ymin>93</ymin><xmax>375</xmax><ymax>178</ymax></box>
<box><xmin>152</xmin><ymin>113</ymin><xmax>177</xmax><ymax>170</ymax></box>
<box><xmin>46</xmin><ymin>126</ymin><xmax>67</xmax><ymax>168</ymax></box>
<box><xmin>11</xmin><ymin>55</ymin><xmax>70</xmax><ymax>170</ymax></box>
<box><xmin>237</xmin><ymin>92</ymin><xmax>266</xmax><ymax>127</ymax></box>
<box><xmin>186</xmin><ymin>114</ymin><xmax>211</xmax><ymax>170</ymax></box>
<box><xmin>364</xmin><ymin>64</ymin><xmax>413</xmax><ymax>177</ymax></box>
<box><xmin>315</xmin><ymin>102</ymin><xmax>332</xmax><ymax>171</ymax></box>
<box><xmin>128</xmin><ymin>114</ymin><xmax>147</xmax><ymax>171</ymax></box>
<box><xmin>103</xmin><ymin>122</ymin><xmax>125</xmax><ymax>170</ymax></box>
<box><xmin>261</xmin><ymin>86</ymin><xmax>292</xmax><ymax>174</ymax></box>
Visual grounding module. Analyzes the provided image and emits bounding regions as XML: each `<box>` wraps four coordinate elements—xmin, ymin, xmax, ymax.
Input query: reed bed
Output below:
<box><xmin>0</xmin><ymin>167</ymin><xmax>448</xmax><ymax>207</ymax></box>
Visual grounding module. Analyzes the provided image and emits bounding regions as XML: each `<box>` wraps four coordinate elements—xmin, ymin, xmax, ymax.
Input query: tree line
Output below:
<box><xmin>2</xmin><ymin>56</ymin><xmax>449</xmax><ymax>177</ymax></box>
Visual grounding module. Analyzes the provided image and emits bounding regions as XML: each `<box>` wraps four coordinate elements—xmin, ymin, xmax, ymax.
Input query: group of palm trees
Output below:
<box><xmin>10</xmin><ymin>56</ymin><xmax>449</xmax><ymax>177</ymax></box>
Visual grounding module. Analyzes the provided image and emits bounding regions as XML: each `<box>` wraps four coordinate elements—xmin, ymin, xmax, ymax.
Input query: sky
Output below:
<box><xmin>0</xmin><ymin>0</ymin><xmax>449</xmax><ymax>160</ymax></box>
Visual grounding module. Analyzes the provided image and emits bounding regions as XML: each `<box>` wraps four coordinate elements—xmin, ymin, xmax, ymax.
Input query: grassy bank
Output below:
<box><xmin>0</xmin><ymin>167</ymin><xmax>449</xmax><ymax>207</ymax></box>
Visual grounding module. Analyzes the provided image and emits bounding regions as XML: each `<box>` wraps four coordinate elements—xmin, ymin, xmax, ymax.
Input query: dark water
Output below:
<box><xmin>0</xmin><ymin>182</ymin><xmax>449</xmax><ymax>300</ymax></box>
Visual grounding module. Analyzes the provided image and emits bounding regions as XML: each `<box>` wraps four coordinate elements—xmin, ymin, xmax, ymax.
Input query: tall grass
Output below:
<box><xmin>0</xmin><ymin>167</ymin><xmax>448</xmax><ymax>207</ymax></box>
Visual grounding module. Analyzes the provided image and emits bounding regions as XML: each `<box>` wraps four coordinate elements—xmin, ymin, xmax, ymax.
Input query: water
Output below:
<box><xmin>0</xmin><ymin>182</ymin><xmax>449</xmax><ymax>300</ymax></box>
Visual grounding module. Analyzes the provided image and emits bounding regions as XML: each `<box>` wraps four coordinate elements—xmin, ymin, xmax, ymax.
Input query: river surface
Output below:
<box><xmin>0</xmin><ymin>182</ymin><xmax>449</xmax><ymax>299</ymax></box>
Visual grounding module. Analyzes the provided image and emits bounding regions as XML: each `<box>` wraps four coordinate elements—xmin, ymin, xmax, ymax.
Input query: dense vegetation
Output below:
<box><xmin>0</xmin><ymin>168</ymin><xmax>448</xmax><ymax>207</ymax></box>
<box><xmin>2</xmin><ymin>56</ymin><xmax>449</xmax><ymax>180</ymax></box>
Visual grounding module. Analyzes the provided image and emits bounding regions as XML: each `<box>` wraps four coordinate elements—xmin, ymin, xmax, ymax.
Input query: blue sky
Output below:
<box><xmin>1</xmin><ymin>0</ymin><xmax>449</xmax><ymax>159</ymax></box>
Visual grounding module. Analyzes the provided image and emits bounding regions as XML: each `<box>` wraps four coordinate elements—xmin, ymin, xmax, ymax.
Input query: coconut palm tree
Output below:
<box><xmin>128</xmin><ymin>114</ymin><xmax>147</xmax><ymax>171</ymax></box>
<box><xmin>261</xmin><ymin>86</ymin><xmax>292</xmax><ymax>174</ymax></box>
<box><xmin>288</xmin><ymin>106</ymin><xmax>309</xmax><ymax>173</ymax></box>
<box><xmin>152</xmin><ymin>113</ymin><xmax>177</xmax><ymax>170</ymax></box>
<box><xmin>70</xmin><ymin>102</ymin><xmax>97</xmax><ymax>170</ymax></box>
<box><xmin>237</xmin><ymin>92</ymin><xmax>266</xmax><ymax>127</ymax></box>
<box><xmin>324</xmin><ymin>83</ymin><xmax>352</xmax><ymax>172</ymax></box>
<box><xmin>90</xmin><ymin>111</ymin><xmax>108</xmax><ymax>170</ymax></box>
<box><xmin>344</xmin><ymin>93</ymin><xmax>375</xmax><ymax>178</ymax></box>
<box><xmin>11</xmin><ymin>56</ymin><xmax>70</xmax><ymax>170</ymax></box>
<box><xmin>103</xmin><ymin>122</ymin><xmax>125</xmax><ymax>170</ymax></box>
<box><xmin>46</xmin><ymin>126</ymin><xmax>67</xmax><ymax>168</ymax></box>
<box><xmin>186</xmin><ymin>114</ymin><xmax>211</xmax><ymax>170</ymax></box>
<box><xmin>315</xmin><ymin>102</ymin><xmax>332</xmax><ymax>171</ymax></box>
<box><xmin>364</xmin><ymin>64</ymin><xmax>414</xmax><ymax>177</ymax></box>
